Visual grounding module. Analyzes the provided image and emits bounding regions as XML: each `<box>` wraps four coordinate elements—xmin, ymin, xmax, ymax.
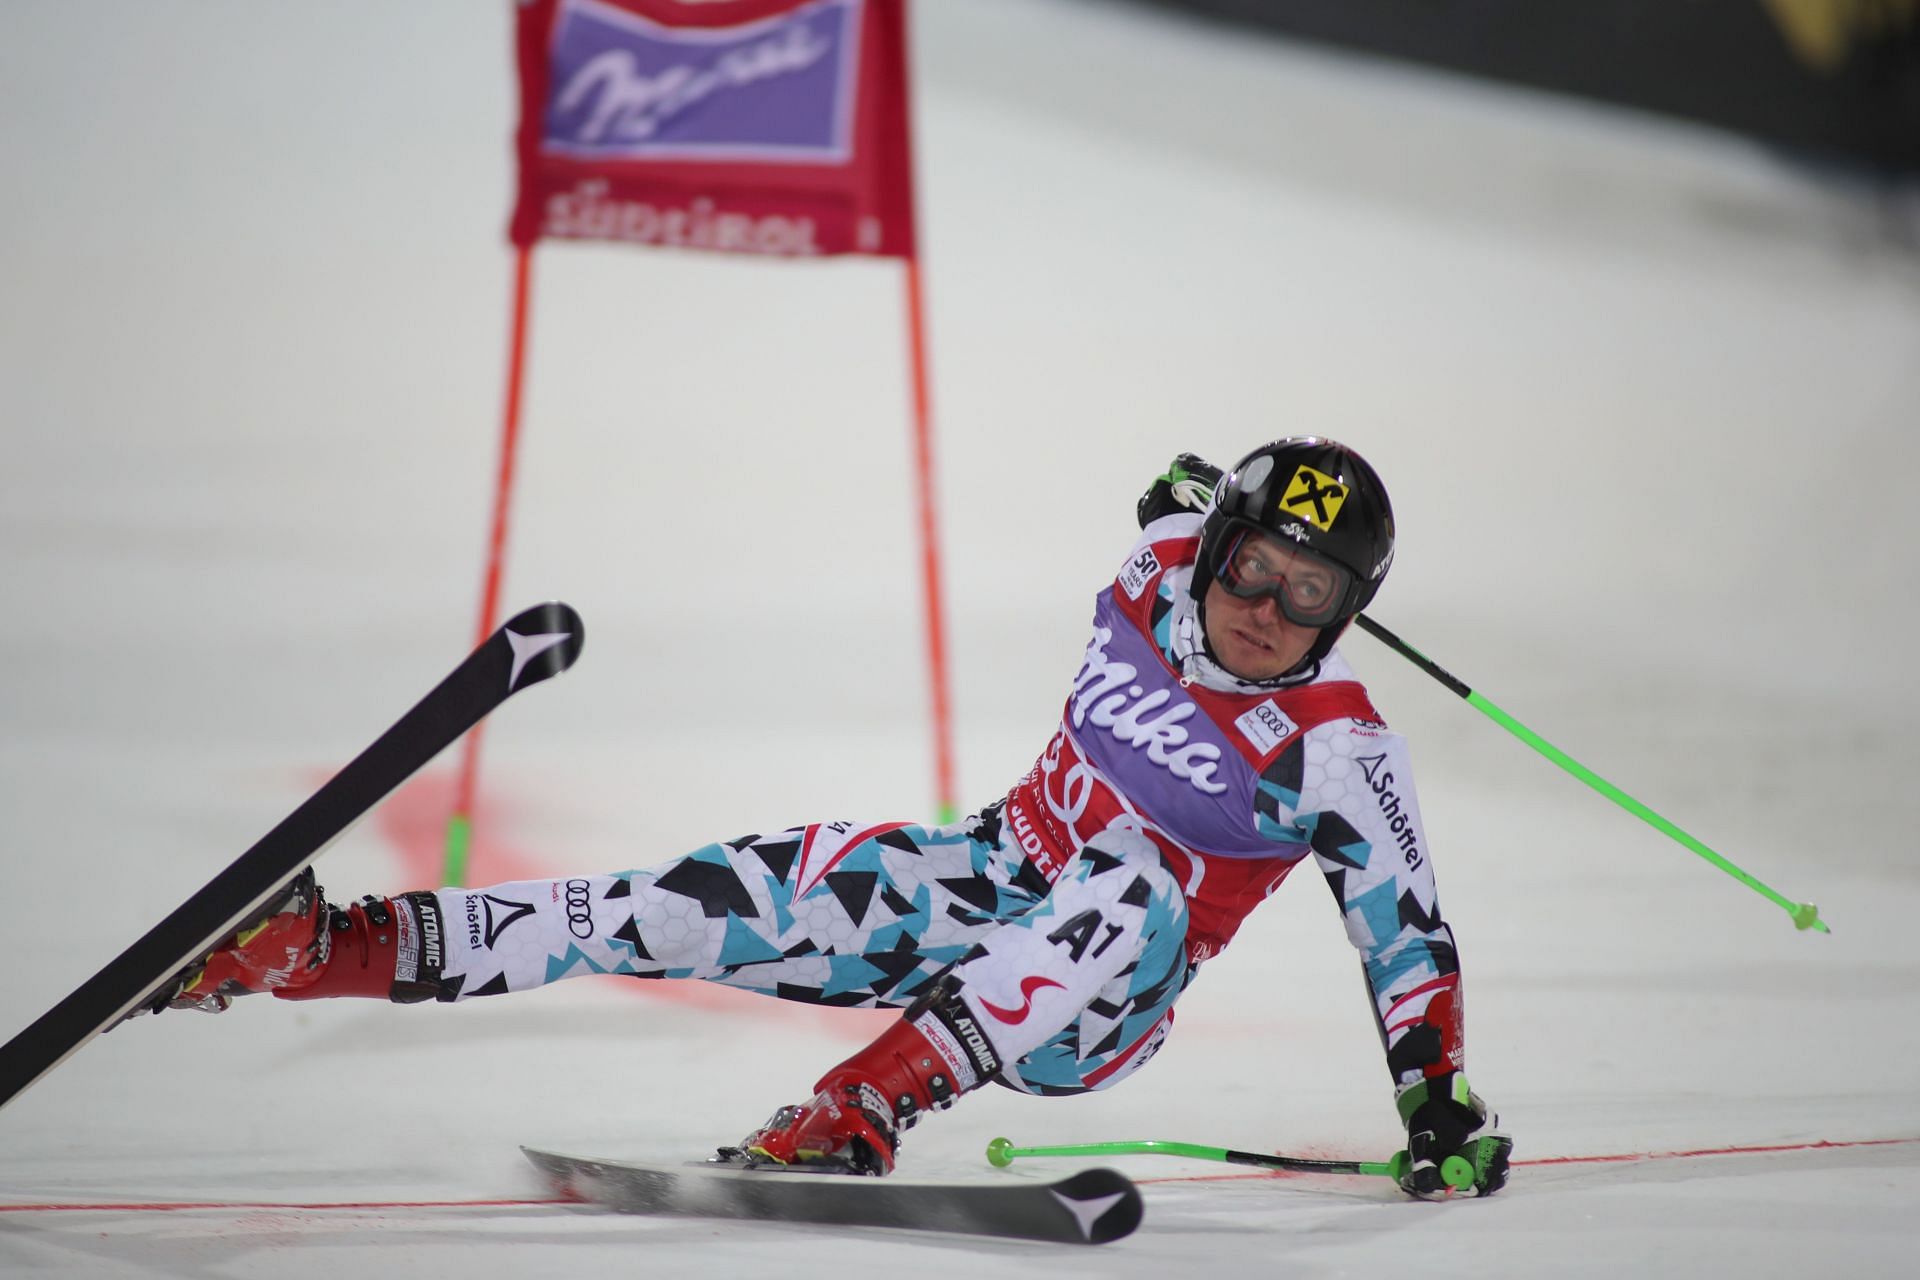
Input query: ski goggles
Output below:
<box><xmin>1212</xmin><ymin>523</ymin><xmax>1355</xmax><ymax>628</ymax></box>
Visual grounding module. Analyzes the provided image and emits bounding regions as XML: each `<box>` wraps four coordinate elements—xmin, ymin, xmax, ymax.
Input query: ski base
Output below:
<box><xmin>523</xmin><ymin>1147</ymin><xmax>1142</xmax><ymax>1245</ymax></box>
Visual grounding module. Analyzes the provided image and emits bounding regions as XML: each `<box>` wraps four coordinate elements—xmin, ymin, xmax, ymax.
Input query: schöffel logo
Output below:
<box><xmin>466</xmin><ymin>894</ymin><xmax>537</xmax><ymax>951</ymax></box>
<box><xmin>544</xmin><ymin>0</ymin><xmax>863</xmax><ymax>161</ymax></box>
<box><xmin>1355</xmin><ymin>752</ymin><xmax>1423</xmax><ymax>871</ymax></box>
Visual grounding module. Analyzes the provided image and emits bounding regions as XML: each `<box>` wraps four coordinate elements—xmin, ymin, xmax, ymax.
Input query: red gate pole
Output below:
<box><xmin>902</xmin><ymin>255</ymin><xmax>957</xmax><ymax>825</ymax></box>
<box><xmin>897</xmin><ymin>1</ymin><xmax>956</xmax><ymax>825</ymax></box>
<box><xmin>444</xmin><ymin>242</ymin><xmax>537</xmax><ymax>885</ymax></box>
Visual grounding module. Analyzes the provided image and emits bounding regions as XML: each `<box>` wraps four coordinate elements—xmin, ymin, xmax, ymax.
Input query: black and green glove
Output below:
<box><xmin>1135</xmin><ymin>453</ymin><xmax>1223</xmax><ymax>529</ymax></box>
<box><xmin>1395</xmin><ymin>1072</ymin><xmax>1512</xmax><ymax>1199</ymax></box>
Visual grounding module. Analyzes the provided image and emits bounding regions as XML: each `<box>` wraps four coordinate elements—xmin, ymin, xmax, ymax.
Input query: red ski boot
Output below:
<box><xmin>151</xmin><ymin>869</ymin><xmax>446</xmax><ymax>1013</ymax></box>
<box><xmin>728</xmin><ymin>981</ymin><xmax>1004</xmax><ymax>1175</ymax></box>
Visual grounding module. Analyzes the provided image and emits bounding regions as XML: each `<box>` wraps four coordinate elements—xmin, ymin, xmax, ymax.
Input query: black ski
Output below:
<box><xmin>523</xmin><ymin>1148</ymin><xmax>1142</xmax><ymax>1245</ymax></box>
<box><xmin>0</xmin><ymin>603</ymin><xmax>586</xmax><ymax>1110</ymax></box>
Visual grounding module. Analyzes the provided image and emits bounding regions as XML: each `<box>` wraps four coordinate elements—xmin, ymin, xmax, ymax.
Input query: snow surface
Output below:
<box><xmin>3</xmin><ymin>1</ymin><xmax>1918</xmax><ymax>1276</ymax></box>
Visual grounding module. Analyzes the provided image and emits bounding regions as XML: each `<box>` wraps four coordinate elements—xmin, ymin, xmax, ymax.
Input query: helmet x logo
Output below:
<box><xmin>1277</xmin><ymin>465</ymin><xmax>1348</xmax><ymax>530</ymax></box>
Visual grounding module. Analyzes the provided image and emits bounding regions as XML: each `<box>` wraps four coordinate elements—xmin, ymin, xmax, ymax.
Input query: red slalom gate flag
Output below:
<box><xmin>511</xmin><ymin>0</ymin><xmax>916</xmax><ymax>259</ymax></box>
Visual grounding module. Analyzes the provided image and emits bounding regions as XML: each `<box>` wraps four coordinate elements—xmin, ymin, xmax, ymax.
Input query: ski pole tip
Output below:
<box><xmin>986</xmin><ymin>1137</ymin><xmax>1017</xmax><ymax>1168</ymax></box>
<box><xmin>1790</xmin><ymin>902</ymin><xmax>1828</xmax><ymax>933</ymax></box>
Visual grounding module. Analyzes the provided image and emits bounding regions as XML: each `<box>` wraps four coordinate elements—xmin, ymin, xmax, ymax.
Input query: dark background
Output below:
<box><xmin>1124</xmin><ymin>0</ymin><xmax>1920</xmax><ymax>173</ymax></box>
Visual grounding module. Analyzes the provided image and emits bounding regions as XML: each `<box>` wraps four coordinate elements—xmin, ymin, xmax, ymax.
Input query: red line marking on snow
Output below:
<box><xmin>0</xmin><ymin>1198</ymin><xmax>574</xmax><ymax>1214</ymax></box>
<box><xmin>1513</xmin><ymin>1136</ymin><xmax>1920</xmax><ymax>1167</ymax></box>
<box><xmin>10</xmin><ymin>1138</ymin><xmax>1912</xmax><ymax>1212</ymax></box>
<box><xmin>1131</xmin><ymin>1135</ymin><xmax>1920</xmax><ymax>1186</ymax></box>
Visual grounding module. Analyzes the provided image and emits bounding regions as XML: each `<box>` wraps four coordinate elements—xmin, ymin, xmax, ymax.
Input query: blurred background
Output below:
<box><xmin>2</xmin><ymin>2</ymin><xmax>1916</xmax><ymax>1276</ymax></box>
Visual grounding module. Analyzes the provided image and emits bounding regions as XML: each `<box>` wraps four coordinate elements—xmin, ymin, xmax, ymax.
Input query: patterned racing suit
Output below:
<box><xmin>424</xmin><ymin>507</ymin><xmax>1467</xmax><ymax>1097</ymax></box>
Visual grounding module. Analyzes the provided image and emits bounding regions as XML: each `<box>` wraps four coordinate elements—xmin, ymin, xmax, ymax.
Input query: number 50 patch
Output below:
<box><xmin>1117</xmin><ymin>546</ymin><xmax>1162</xmax><ymax>600</ymax></box>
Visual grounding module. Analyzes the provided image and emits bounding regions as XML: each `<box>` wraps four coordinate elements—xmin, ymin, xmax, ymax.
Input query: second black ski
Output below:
<box><xmin>524</xmin><ymin>1147</ymin><xmax>1142</xmax><ymax>1245</ymax></box>
<box><xmin>0</xmin><ymin>602</ymin><xmax>586</xmax><ymax>1110</ymax></box>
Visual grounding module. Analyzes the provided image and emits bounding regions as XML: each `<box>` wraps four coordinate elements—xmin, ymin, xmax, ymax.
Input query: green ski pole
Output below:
<box><xmin>1353</xmin><ymin>613</ymin><xmax>1825</xmax><ymax>933</ymax></box>
<box><xmin>985</xmin><ymin>1136</ymin><xmax>1472</xmax><ymax>1190</ymax></box>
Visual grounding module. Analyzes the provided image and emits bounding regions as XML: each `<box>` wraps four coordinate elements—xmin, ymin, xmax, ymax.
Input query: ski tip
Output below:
<box><xmin>497</xmin><ymin>603</ymin><xmax>585</xmax><ymax>692</ymax></box>
<box><xmin>520</xmin><ymin>1145</ymin><xmax>575</xmax><ymax>1181</ymax></box>
<box><xmin>522</xmin><ymin>1149</ymin><xmax>575</xmax><ymax>1197</ymax></box>
<box><xmin>1051</xmin><ymin>1168</ymin><xmax>1143</xmax><ymax>1244</ymax></box>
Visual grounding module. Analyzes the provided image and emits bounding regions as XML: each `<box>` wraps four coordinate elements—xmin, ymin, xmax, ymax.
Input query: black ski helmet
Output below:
<box><xmin>1192</xmin><ymin>437</ymin><xmax>1395</xmax><ymax>669</ymax></box>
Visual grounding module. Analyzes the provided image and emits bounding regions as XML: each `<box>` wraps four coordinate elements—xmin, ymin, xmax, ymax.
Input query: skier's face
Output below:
<box><xmin>1203</xmin><ymin>578</ymin><xmax>1320</xmax><ymax>680</ymax></box>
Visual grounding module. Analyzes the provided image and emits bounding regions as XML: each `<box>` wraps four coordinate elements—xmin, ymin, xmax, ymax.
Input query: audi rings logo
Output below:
<box><xmin>564</xmin><ymin>879</ymin><xmax>595</xmax><ymax>939</ymax></box>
